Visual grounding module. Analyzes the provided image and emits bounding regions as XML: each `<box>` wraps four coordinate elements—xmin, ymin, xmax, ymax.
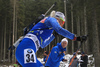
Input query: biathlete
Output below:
<box><xmin>15</xmin><ymin>10</ymin><xmax>86</xmax><ymax>67</ymax></box>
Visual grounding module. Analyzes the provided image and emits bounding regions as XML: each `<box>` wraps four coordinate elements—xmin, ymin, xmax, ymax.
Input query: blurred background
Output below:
<box><xmin>0</xmin><ymin>0</ymin><xmax>100</xmax><ymax>66</ymax></box>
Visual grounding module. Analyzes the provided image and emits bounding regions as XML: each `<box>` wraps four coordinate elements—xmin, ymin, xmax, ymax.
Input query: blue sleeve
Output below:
<box><xmin>40</xmin><ymin>34</ymin><xmax>55</xmax><ymax>48</ymax></box>
<box><xmin>50</xmin><ymin>47</ymin><xmax>65</xmax><ymax>62</ymax></box>
<box><xmin>45</xmin><ymin>17</ymin><xmax>75</xmax><ymax>40</ymax></box>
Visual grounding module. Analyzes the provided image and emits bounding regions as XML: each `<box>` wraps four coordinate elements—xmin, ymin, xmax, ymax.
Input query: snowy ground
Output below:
<box><xmin>38</xmin><ymin>54</ymin><xmax>95</xmax><ymax>67</ymax></box>
<box><xmin>0</xmin><ymin>54</ymin><xmax>94</xmax><ymax>67</ymax></box>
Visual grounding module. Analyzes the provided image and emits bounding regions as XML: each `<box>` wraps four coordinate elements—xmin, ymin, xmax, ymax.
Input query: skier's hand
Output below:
<box><xmin>63</xmin><ymin>51</ymin><xmax>66</xmax><ymax>54</ymax></box>
<box><xmin>74</xmin><ymin>35</ymin><xmax>87</xmax><ymax>41</ymax></box>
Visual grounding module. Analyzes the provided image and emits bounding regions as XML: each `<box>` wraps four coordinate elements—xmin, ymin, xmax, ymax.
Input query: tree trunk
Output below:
<box><xmin>0</xmin><ymin>28</ymin><xmax>4</xmax><ymax>62</ymax></box>
<box><xmin>92</xmin><ymin>9</ymin><xmax>100</xmax><ymax>67</ymax></box>
<box><xmin>3</xmin><ymin>16</ymin><xmax>7</xmax><ymax>62</ymax></box>
<box><xmin>8</xmin><ymin>32</ymin><xmax>11</xmax><ymax>62</ymax></box>
<box><xmin>8</xmin><ymin>18</ymin><xmax>12</xmax><ymax>62</ymax></box>
<box><xmin>64</xmin><ymin>0</ymin><xmax>68</xmax><ymax>53</ymax></box>
<box><xmin>84</xmin><ymin>1</ymin><xmax>88</xmax><ymax>54</ymax></box>
<box><xmin>12</xmin><ymin>0</ymin><xmax>16</xmax><ymax>63</ymax></box>
<box><xmin>14</xmin><ymin>4</ymin><xmax>18</xmax><ymax>62</ymax></box>
<box><xmin>71</xmin><ymin>3</ymin><xmax>74</xmax><ymax>53</ymax></box>
<box><xmin>80</xmin><ymin>12</ymin><xmax>84</xmax><ymax>51</ymax></box>
<box><xmin>77</xmin><ymin>16</ymin><xmax>80</xmax><ymax>49</ymax></box>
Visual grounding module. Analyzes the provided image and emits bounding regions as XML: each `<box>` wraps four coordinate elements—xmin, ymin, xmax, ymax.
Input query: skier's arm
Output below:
<box><xmin>46</xmin><ymin>18</ymin><xmax>75</xmax><ymax>40</ymax></box>
<box><xmin>51</xmin><ymin>47</ymin><xmax>65</xmax><ymax>62</ymax></box>
<box><xmin>45</xmin><ymin>17</ymin><xmax>87</xmax><ymax>41</ymax></box>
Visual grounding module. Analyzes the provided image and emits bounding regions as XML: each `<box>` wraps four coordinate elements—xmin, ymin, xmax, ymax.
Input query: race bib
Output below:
<box><xmin>24</xmin><ymin>49</ymin><xmax>36</xmax><ymax>64</ymax></box>
<box><xmin>24</xmin><ymin>34</ymin><xmax>40</xmax><ymax>51</ymax></box>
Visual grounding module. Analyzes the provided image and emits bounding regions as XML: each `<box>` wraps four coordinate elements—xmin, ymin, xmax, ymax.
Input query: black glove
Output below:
<box><xmin>76</xmin><ymin>35</ymin><xmax>87</xmax><ymax>41</ymax></box>
<box><xmin>8</xmin><ymin>45</ymin><xmax>15</xmax><ymax>50</ymax></box>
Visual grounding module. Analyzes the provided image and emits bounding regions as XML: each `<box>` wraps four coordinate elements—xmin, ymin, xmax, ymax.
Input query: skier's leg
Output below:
<box><xmin>16</xmin><ymin>48</ymin><xmax>39</xmax><ymax>67</ymax></box>
<box><xmin>15</xmin><ymin>38</ymin><xmax>38</xmax><ymax>67</ymax></box>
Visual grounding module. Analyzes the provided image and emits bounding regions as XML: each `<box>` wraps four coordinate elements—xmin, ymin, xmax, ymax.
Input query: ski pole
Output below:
<box><xmin>69</xmin><ymin>41</ymin><xmax>83</xmax><ymax>67</ymax></box>
<box><xmin>68</xmin><ymin>35</ymin><xmax>88</xmax><ymax>67</ymax></box>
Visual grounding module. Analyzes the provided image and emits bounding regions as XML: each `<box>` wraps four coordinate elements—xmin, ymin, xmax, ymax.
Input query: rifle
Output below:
<box><xmin>8</xmin><ymin>2</ymin><xmax>57</xmax><ymax>50</ymax></box>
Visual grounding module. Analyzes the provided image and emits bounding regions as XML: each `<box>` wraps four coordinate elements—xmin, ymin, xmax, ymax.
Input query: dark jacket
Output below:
<box><xmin>80</xmin><ymin>55</ymin><xmax>88</xmax><ymax>67</ymax></box>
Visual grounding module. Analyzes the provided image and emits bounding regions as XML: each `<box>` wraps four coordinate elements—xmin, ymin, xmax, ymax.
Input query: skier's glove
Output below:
<box><xmin>8</xmin><ymin>45</ymin><xmax>15</xmax><ymax>50</ymax></box>
<box><xmin>73</xmin><ymin>35</ymin><xmax>87</xmax><ymax>41</ymax></box>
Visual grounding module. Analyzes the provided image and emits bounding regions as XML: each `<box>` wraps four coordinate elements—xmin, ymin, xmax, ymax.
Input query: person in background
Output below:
<box><xmin>69</xmin><ymin>53</ymin><xmax>80</xmax><ymax>67</ymax></box>
<box><xmin>43</xmin><ymin>51</ymin><xmax>49</xmax><ymax>63</ymax></box>
<box><xmin>80</xmin><ymin>52</ymin><xmax>88</xmax><ymax>67</ymax></box>
<box><xmin>45</xmin><ymin>38</ymin><xmax>68</xmax><ymax>67</ymax></box>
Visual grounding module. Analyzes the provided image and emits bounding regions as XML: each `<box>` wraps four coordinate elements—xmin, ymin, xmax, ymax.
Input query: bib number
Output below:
<box><xmin>24</xmin><ymin>49</ymin><xmax>36</xmax><ymax>64</ymax></box>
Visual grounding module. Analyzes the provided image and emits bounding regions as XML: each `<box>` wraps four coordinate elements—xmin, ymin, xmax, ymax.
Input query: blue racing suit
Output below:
<box><xmin>16</xmin><ymin>17</ymin><xmax>75</xmax><ymax>67</ymax></box>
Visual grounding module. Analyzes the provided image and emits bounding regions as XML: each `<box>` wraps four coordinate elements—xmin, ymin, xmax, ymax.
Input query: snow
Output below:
<box><xmin>0</xmin><ymin>54</ymin><xmax>94</xmax><ymax>67</ymax></box>
<box><xmin>37</xmin><ymin>54</ymin><xmax>95</xmax><ymax>67</ymax></box>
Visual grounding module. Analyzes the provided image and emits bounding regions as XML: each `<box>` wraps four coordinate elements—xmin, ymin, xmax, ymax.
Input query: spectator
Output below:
<box><xmin>45</xmin><ymin>38</ymin><xmax>68</xmax><ymax>67</ymax></box>
<box><xmin>69</xmin><ymin>53</ymin><xmax>79</xmax><ymax>67</ymax></box>
<box><xmin>80</xmin><ymin>52</ymin><xmax>88</xmax><ymax>67</ymax></box>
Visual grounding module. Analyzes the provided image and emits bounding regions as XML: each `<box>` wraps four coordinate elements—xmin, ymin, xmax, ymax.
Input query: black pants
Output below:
<box><xmin>80</xmin><ymin>64</ymin><xmax>87</xmax><ymax>67</ymax></box>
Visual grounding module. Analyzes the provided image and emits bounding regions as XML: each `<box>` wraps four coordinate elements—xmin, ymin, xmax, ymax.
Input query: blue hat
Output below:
<box><xmin>81</xmin><ymin>51</ymin><xmax>85</xmax><ymax>54</ymax></box>
<box><xmin>73</xmin><ymin>52</ymin><xmax>76</xmax><ymax>55</ymax></box>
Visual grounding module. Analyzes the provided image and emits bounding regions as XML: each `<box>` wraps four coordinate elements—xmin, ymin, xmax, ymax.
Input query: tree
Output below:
<box><xmin>83</xmin><ymin>0</ymin><xmax>88</xmax><ymax>53</ymax></box>
<box><xmin>71</xmin><ymin>3</ymin><xmax>74</xmax><ymax>53</ymax></box>
<box><xmin>92</xmin><ymin>7</ymin><xmax>100</xmax><ymax>67</ymax></box>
